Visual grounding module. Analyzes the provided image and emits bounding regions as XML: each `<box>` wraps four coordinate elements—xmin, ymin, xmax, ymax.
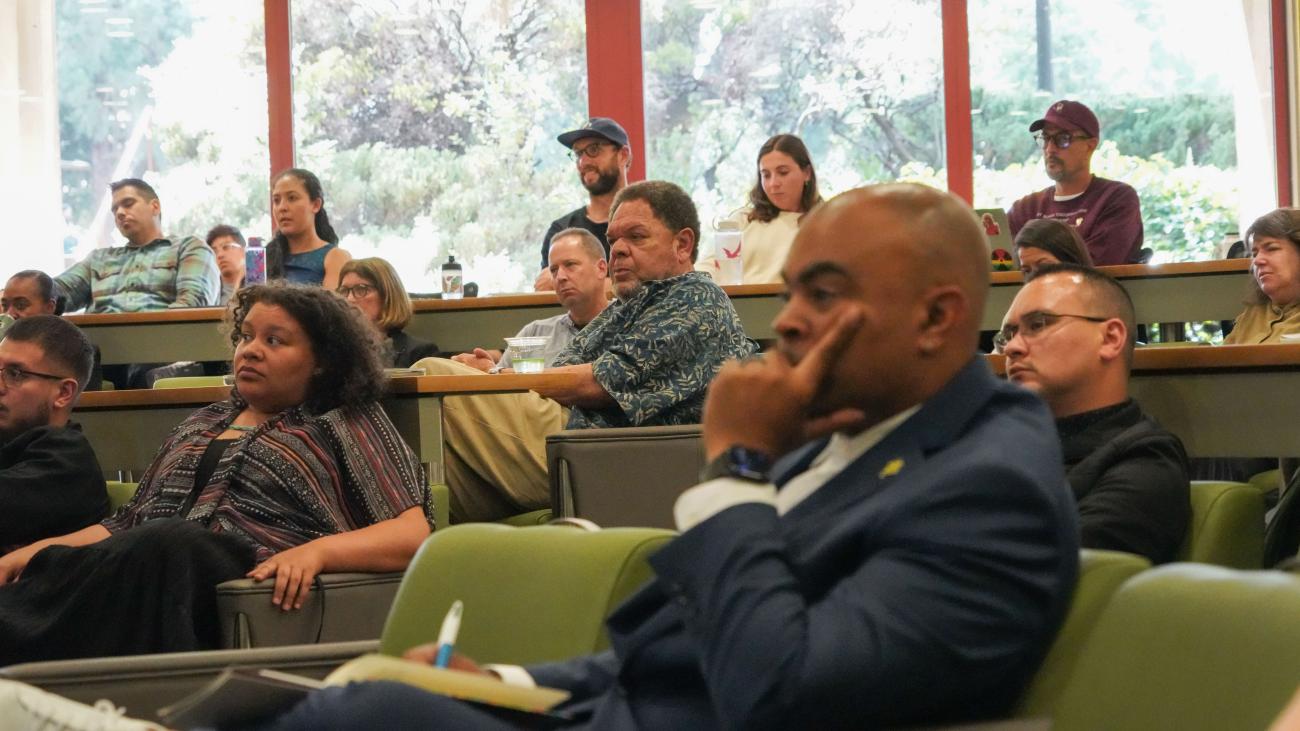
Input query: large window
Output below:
<box><xmin>642</xmin><ymin>0</ymin><xmax>945</xmax><ymax>233</ymax></box>
<box><xmin>969</xmin><ymin>0</ymin><xmax>1278</xmax><ymax>261</ymax></box>
<box><xmin>291</xmin><ymin>0</ymin><xmax>588</xmax><ymax>294</ymax></box>
<box><xmin>51</xmin><ymin>1</ymin><xmax>268</xmax><ymax>273</ymax></box>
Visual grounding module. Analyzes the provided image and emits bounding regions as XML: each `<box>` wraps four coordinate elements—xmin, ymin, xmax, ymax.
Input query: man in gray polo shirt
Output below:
<box><xmin>451</xmin><ymin>228</ymin><xmax>608</xmax><ymax>373</ymax></box>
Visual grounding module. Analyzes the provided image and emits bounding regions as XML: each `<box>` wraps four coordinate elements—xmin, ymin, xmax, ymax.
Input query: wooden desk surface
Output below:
<box><xmin>987</xmin><ymin>342</ymin><xmax>1300</xmax><ymax>456</ymax></box>
<box><xmin>75</xmin><ymin>373</ymin><xmax>580</xmax><ymax>479</ymax></box>
<box><xmin>77</xmin><ymin>373</ymin><xmax>578</xmax><ymax>410</ymax></box>
<box><xmin>66</xmin><ymin>260</ymin><xmax>1253</xmax><ymax>364</ymax></box>
<box><xmin>986</xmin><ymin>341</ymin><xmax>1300</xmax><ymax>375</ymax></box>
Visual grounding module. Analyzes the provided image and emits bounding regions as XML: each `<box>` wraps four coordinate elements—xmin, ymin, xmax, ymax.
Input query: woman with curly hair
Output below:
<box><xmin>0</xmin><ymin>283</ymin><xmax>430</xmax><ymax>663</ymax></box>
<box><xmin>698</xmin><ymin>133</ymin><xmax>824</xmax><ymax>284</ymax></box>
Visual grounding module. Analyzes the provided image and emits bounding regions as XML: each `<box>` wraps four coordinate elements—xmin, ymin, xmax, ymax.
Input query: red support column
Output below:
<box><xmin>264</xmin><ymin>0</ymin><xmax>295</xmax><ymax>179</ymax></box>
<box><xmin>1271</xmin><ymin>0</ymin><xmax>1292</xmax><ymax>207</ymax></box>
<box><xmin>942</xmin><ymin>0</ymin><xmax>974</xmax><ymax>204</ymax></box>
<box><xmin>584</xmin><ymin>0</ymin><xmax>645</xmax><ymax>182</ymax></box>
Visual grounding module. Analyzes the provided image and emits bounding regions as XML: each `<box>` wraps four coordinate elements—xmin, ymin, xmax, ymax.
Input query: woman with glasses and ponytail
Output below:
<box><xmin>268</xmin><ymin>168</ymin><xmax>352</xmax><ymax>289</ymax></box>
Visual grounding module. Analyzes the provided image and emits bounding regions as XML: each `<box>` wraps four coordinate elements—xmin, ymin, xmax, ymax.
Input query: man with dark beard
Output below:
<box><xmin>534</xmin><ymin>117</ymin><xmax>631</xmax><ymax>291</ymax></box>
<box><xmin>1006</xmin><ymin>100</ymin><xmax>1144</xmax><ymax>265</ymax></box>
<box><xmin>0</xmin><ymin>315</ymin><xmax>107</xmax><ymax>552</ymax></box>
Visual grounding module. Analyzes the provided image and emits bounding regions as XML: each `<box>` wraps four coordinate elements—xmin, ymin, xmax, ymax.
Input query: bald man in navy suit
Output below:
<box><xmin>262</xmin><ymin>184</ymin><xmax>1079</xmax><ymax>730</ymax></box>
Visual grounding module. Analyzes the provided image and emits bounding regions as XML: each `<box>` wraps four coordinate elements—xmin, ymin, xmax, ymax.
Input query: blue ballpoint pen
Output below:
<box><xmin>434</xmin><ymin>600</ymin><xmax>463</xmax><ymax>668</ymax></box>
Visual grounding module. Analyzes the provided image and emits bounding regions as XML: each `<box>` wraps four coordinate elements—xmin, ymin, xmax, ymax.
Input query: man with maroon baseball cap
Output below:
<box><xmin>1007</xmin><ymin>100</ymin><xmax>1144</xmax><ymax>266</ymax></box>
<box><xmin>534</xmin><ymin>117</ymin><xmax>633</xmax><ymax>291</ymax></box>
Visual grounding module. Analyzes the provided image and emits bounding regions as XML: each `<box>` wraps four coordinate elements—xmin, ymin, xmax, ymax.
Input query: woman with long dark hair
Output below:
<box><xmin>1014</xmin><ymin>218</ymin><xmax>1094</xmax><ymax>278</ymax></box>
<box><xmin>698</xmin><ymin>133</ymin><xmax>824</xmax><ymax>284</ymax></box>
<box><xmin>267</xmin><ymin>168</ymin><xmax>352</xmax><ymax>290</ymax></box>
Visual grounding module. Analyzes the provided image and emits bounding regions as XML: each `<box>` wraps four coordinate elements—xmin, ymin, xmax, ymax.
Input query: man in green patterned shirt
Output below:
<box><xmin>55</xmin><ymin>179</ymin><xmax>218</xmax><ymax>313</ymax></box>
<box><xmin>420</xmin><ymin>181</ymin><xmax>757</xmax><ymax>522</ymax></box>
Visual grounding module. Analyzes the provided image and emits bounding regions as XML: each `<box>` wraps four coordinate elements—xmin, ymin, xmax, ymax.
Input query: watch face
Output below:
<box><xmin>728</xmin><ymin>446</ymin><xmax>772</xmax><ymax>481</ymax></box>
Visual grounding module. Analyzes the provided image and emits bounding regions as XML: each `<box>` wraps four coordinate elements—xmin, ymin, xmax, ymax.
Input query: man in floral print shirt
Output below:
<box><xmin>422</xmin><ymin>180</ymin><xmax>755</xmax><ymax>522</ymax></box>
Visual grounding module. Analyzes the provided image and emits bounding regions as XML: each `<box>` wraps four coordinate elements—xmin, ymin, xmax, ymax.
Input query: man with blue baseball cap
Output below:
<box><xmin>1007</xmin><ymin>100</ymin><xmax>1144</xmax><ymax>266</ymax></box>
<box><xmin>535</xmin><ymin>117</ymin><xmax>632</xmax><ymax>291</ymax></box>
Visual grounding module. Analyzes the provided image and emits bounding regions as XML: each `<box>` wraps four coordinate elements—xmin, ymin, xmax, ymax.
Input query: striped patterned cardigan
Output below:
<box><xmin>103</xmin><ymin>400</ymin><xmax>428</xmax><ymax>561</ymax></box>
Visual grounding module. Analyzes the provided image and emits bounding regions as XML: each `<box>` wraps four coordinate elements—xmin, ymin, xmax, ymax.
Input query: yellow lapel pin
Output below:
<box><xmin>878</xmin><ymin>458</ymin><xmax>905</xmax><ymax>479</ymax></box>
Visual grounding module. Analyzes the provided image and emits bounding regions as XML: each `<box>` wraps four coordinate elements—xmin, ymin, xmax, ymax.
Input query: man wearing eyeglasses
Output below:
<box><xmin>0</xmin><ymin>315</ymin><xmax>107</xmax><ymax>553</ymax></box>
<box><xmin>998</xmin><ymin>263</ymin><xmax>1188</xmax><ymax>563</ymax></box>
<box><xmin>1007</xmin><ymin>100</ymin><xmax>1144</xmax><ymax>266</ymax></box>
<box><xmin>534</xmin><ymin>117</ymin><xmax>632</xmax><ymax>291</ymax></box>
<box><xmin>206</xmin><ymin>224</ymin><xmax>247</xmax><ymax>306</ymax></box>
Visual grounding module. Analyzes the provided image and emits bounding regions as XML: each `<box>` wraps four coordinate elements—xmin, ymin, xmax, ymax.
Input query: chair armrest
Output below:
<box><xmin>547</xmin><ymin>425</ymin><xmax>704</xmax><ymax>528</ymax></box>
<box><xmin>216</xmin><ymin>572</ymin><xmax>404</xmax><ymax>649</ymax></box>
<box><xmin>0</xmin><ymin>640</ymin><xmax>378</xmax><ymax>722</ymax></box>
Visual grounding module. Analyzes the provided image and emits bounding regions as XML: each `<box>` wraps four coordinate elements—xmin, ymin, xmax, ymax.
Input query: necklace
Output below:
<box><xmin>228</xmin><ymin>424</ymin><xmax>258</xmax><ymax>433</ymax></box>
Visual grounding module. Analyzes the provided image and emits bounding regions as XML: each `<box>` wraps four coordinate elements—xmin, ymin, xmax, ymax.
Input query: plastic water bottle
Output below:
<box><xmin>441</xmin><ymin>255</ymin><xmax>463</xmax><ymax>300</ymax></box>
<box><xmin>244</xmin><ymin>237</ymin><xmax>266</xmax><ymax>285</ymax></box>
<box><xmin>714</xmin><ymin>220</ymin><xmax>743</xmax><ymax>286</ymax></box>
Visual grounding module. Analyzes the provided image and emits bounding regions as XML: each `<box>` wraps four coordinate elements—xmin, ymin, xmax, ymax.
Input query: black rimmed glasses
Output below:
<box><xmin>1032</xmin><ymin>131</ymin><xmax>1092</xmax><ymax>150</ymax></box>
<box><xmin>0</xmin><ymin>364</ymin><xmax>69</xmax><ymax>388</ymax></box>
<box><xmin>569</xmin><ymin>142</ymin><xmax>613</xmax><ymax>161</ymax></box>
<box><xmin>337</xmin><ymin>283</ymin><xmax>376</xmax><ymax>299</ymax></box>
<box><xmin>993</xmin><ymin>311</ymin><xmax>1110</xmax><ymax>352</ymax></box>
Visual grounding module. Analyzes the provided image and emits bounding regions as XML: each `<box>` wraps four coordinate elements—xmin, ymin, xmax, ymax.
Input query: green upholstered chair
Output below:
<box><xmin>2</xmin><ymin>523</ymin><xmax>675</xmax><ymax>720</ymax></box>
<box><xmin>497</xmin><ymin>508</ymin><xmax>552</xmax><ymax>526</ymax></box>
<box><xmin>1249</xmin><ymin>468</ymin><xmax>1282</xmax><ymax>494</ymax></box>
<box><xmin>1051</xmin><ymin>564</ymin><xmax>1300</xmax><ymax>730</ymax></box>
<box><xmin>1178</xmin><ymin>481</ymin><xmax>1265</xmax><ymax>568</ymax></box>
<box><xmin>151</xmin><ymin>376</ymin><xmax>229</xmax><ymax>389</ymax></box>
<box><xmin>379</xmin><ymin>523</ymin><xmax>674</xmax><ymax>665</ymax></box>
<box><xmin>214</xmin><ymin>481</ymin><xmax>450</xmax><ymax>649</ymax></box>
<box><xmin>1013</xmin><ymin>549</ymin><xmax>1150</xmax><ymax>719</ymax></box>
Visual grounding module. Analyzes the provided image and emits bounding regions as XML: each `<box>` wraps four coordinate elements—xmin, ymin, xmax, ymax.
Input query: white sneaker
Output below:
<box><xmin>0</xmin><ymin>679</ymin><xmax>166</xmax><ymax>730</ymax></box>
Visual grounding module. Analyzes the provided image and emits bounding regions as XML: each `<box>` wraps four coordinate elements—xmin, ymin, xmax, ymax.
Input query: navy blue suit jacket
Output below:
<box><xmin>529</xmin><ymin>358</ymin><xmax>1080</xmax><ymax>730</ymax></box>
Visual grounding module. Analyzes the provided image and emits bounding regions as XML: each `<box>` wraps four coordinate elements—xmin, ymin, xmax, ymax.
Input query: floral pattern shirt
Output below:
<box><xmin>553</xmin><ymin>271</ymin><xmax>756</xmax><ymax>429</ymax></box>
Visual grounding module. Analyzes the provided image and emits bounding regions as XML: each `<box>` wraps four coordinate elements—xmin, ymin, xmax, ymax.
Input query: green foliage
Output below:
<box><xmin>973</xmin><ymin>89</ymin><xmax>1237</xmax><ymax>171</ymax></box>
<box><xmin>55</xmin><ymin>1</ymin><xmax>194</xmax><ymax>225</ymax></box>
<box><xmin>51</xmin><ymin>0</ymin><xmax>1261</xmax><ymax>292</ymax></box>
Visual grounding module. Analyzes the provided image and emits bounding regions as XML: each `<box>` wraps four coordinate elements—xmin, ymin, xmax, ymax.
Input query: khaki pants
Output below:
<box><xmin>411</xmin><ymin>358</ymin><xmax>568</xmax><ymax>522</ymax></box>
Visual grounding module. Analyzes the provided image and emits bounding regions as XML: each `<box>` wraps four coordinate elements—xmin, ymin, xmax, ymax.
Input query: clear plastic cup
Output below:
<box><xmin>505</xmin><ymin>336</ymin><xmax>549</xmax><ymax>374</ymax></box>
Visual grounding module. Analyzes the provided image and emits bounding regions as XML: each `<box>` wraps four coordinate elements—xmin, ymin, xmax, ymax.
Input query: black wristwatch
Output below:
<box><xmin>701</xmin><ymin>445</ymin><xmax>773</xmax><ymax>484</ymax></box>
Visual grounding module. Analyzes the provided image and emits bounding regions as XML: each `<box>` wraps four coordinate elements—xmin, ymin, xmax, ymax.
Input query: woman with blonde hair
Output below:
<box><xmin>338</xmin><ymin>257</ymin><xmax>440</xmax><ymax>367</ymax></box>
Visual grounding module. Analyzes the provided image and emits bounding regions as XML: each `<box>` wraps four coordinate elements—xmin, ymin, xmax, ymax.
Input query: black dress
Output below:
<box><xmin>386</xmin><ymin>329</ymin><xmax>440</xmax><ymax>368</ymax></box>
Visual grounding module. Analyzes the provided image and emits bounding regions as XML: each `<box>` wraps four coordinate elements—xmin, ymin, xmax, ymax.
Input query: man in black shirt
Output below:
<box><xmin>534</xmin><ymin>117</ymin><xmax>631</xmax><ymax>291</ymax></box>
<box><xmin>998</xmin><ymin>263</ymin><xmax>1189</xmax><ymax>563</ymax></box>
<box><xmin>0</xmin><ymin>315</ymin><xmax>107</xmax><ymax>552</ymax></box>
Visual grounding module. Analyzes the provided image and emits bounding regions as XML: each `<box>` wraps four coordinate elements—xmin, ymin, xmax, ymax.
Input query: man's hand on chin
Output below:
<box><xmin>702</xmin><ymin>306</ymin><xmax>868</xmax><ymax>462</ymax></box>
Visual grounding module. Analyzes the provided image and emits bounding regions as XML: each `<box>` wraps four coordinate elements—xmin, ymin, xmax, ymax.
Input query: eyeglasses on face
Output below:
<box><xmin>0</xmin><ymin>364</ymin><xmax>68</xmax><ymax>388</ymax></box>
<box><xmin>336</xmin><ymin>283</ymin><xmax>376</xmax><ymax>299</ymax></box>
<box><xmin>1032</xmin><ymin>131</ymin><xmax>1092</xmax><ymax>150</ymax></box>
<box><xmin>993</xmin><ymin>311</ymin><xmax>1110</xmax><ymax>352</ymax></box>
<box><xmin>569</xmin><ymin>142</ymin><xmax>613</xmax><ymax>161</ymax></box>
<box><xmin>215</xmin><ymin>241</ymin><xmax>244</xmax><ymax>253</ymax></box>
